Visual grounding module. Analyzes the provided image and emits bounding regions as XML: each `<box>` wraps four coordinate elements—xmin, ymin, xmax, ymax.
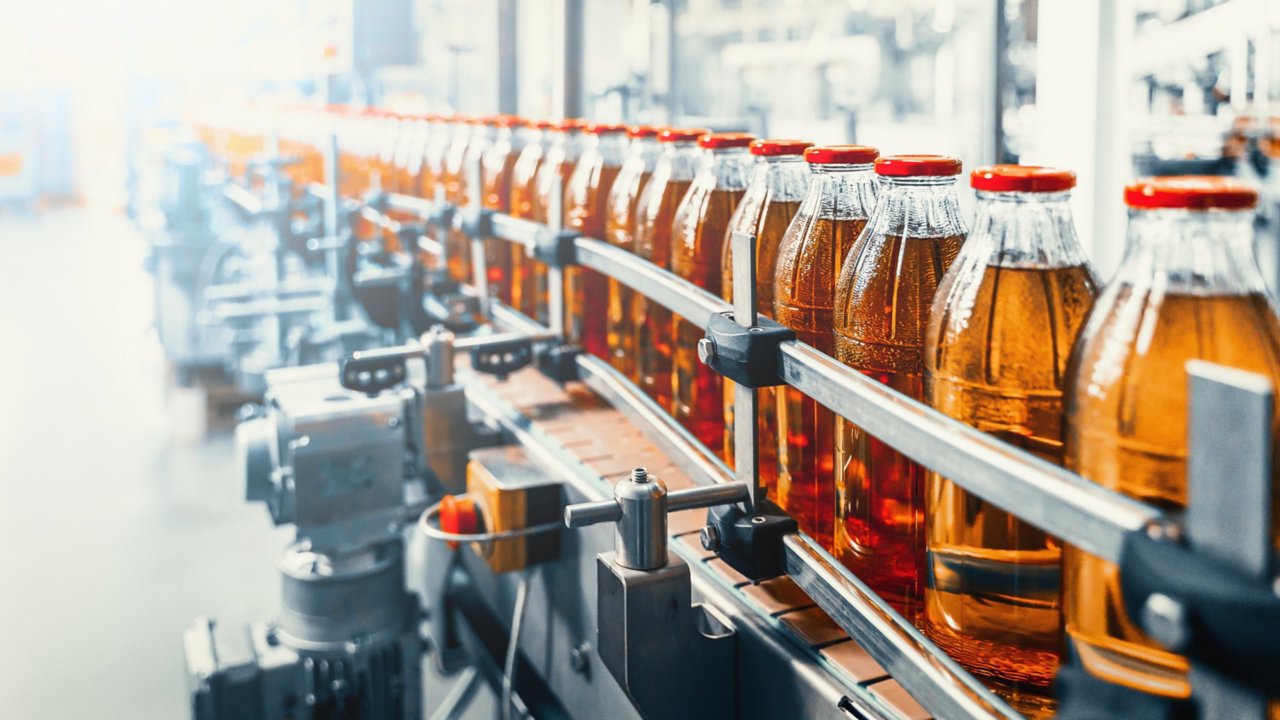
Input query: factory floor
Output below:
<box><xmin>0</xmin><ymin>206</ymin><xmax>497</xmax><ymax>720</ymax></box>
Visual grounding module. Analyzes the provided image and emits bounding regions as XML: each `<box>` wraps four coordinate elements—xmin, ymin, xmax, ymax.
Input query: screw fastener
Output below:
<box><xmin>1142</xmin><ymin>592</ymin><xmax>1190</xmax><ymax>652</ymax></box>
<box><xmin>697</xmin><ymin>338</ymin><xmax>717</xmax><ymax>365</ymax></box>
<box><xmin>700</xmin><ymin>525</ymin><xmax>720</xmax><ymax>552</ymax></box>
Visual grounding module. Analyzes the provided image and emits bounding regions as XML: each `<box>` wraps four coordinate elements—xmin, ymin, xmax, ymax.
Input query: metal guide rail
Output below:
<box><xmin>358</xmin><ymin>179</ymin><xmax>1276</xmax><ymax>720</ymax></box>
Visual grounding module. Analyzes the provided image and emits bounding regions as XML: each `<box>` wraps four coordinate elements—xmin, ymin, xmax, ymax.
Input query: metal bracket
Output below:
<box><xmin>702</xmin><ymin>499</ymin><xmax>797</xmax><ymax>581</ymax></box>
<box><xmin>471</xmin><ymin>337</ymin><xmax>534</xmax><ymax>379</ymax></box>
<box><xmin>701</xmin><ymin>311</ymin><xmax>795</xmax><ymax>388</ymax></box>
<box><xmin>563</xmin><ymin>469</ymin><xmax>746</xmax><ymax>720</ymax></box>
<box><xmin>532</xmin><ymin>228</ymin><xmax>580</xmax><ymax>268</ymax></box>
<box><xmin>1115</xmin><ymin>362</ymin><xmax>1279</xmax><ymax>715</ymax></box>
<box><xmin>535</xmin><ymin>344</ymin><xmax>582</xmax><ymax>384</ymax></box>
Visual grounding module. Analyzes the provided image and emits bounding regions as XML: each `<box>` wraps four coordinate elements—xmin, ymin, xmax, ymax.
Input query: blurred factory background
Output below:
<box><xmin>1</xmin><ymin>0</ymin><xmax>1278</xmax><ymax>718</ymax></box>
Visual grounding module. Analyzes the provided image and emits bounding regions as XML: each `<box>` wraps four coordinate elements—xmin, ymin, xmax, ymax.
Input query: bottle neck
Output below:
<box><xmin>803</xmin><ymin>164</ymin><xmax>878</xmax><ymax>220</ymax></box>
<box><xmin>697</xmin><ymin>147</ymin><xmax>752</xmax><ymax>191</ymax></box>
<box><xmin>967</xmin><ymin>190</ymin><xmax>1090</xmax><ymax>268</ymax></box>
<box><xmin>654</xmin><ymin>141</ymin><xmax>701</xmax><ymax>181</ymax></box>
<box><xmin>1117</xmin><ymin>207</ymin><xmax>1268</xmax><ymax>296</ymax></box>
<box><xmin>756</xmin><ymin>155</ymin><xmax>809</xmax><ymax>202</ymax></box>
<box><xmin>865</xmin><ymin>174</ymin><xmax>965</xmax><ymax>238</ymax></box>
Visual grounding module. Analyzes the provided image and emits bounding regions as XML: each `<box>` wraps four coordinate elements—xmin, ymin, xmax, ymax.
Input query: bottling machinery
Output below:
<box><xmin>172</xmin><ymin>120</ymin><xmax>1280</xmax><ymax>719</ymax></box>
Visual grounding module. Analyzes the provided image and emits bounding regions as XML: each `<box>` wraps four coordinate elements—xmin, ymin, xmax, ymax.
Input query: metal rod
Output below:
<box><xmin>667</xmin><ymin>482</ymin><xmax>749</xmax><ymax>512</ymax></box>
<box><xmin>729</xmin><ymin>230</ymin><xmax>763</xmax><ymax>509</ymax></box>
<box><xmin>222</xmin><ymin>183</ymin><xmax>265</xmax><ymax>216</ymax></box>
<box><xmin>574</xmin><ymin>236</ymin><xmax>729</xmax><ymax>332</ymax></box>
<box><xmin>492</xmin><ymin>214</ymin><xmax>542</xmax><ymax>249</ymax></box>
<box><xmin>777</xmin><ymin>341</ymin><xmax>1160</xmax><ymax>563</ymax></box>
<box><xmin>783</xmin><ymin>534</ymin><xmax>1018</xmax><ymax>720</ymax></box>
<box><xmin>385</xmin><ymin>192</ymin><xmax>438</xmax><ymax>218</ymax></box>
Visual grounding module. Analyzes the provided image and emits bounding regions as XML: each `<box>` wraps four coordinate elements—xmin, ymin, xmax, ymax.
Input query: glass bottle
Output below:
<box><xmin>565</xmin><ymin>123</ymin><xmax>628</xmax><ymax>359</ymax></box>
<box><xmin>419</xmin><ymin>115</ymin><xmax>455</xmax><ymax>201</ymax></box>
<box><xmin>532</xmin><ymin>118</ymin><xmax>587</xmax><ymax>324</ymax></box>
<box><xmin>720</xmin><ymin>138</ymin><xmax>811</xmax><ymax>490</ymax></box>
<box><xmin>481</xmin><ymin>115</ymin><xmax>527</xmax><ymax>303</ymax></box>
<box><xmin>443</xmin><ymin>116</ymin><xmax>495</xmax><ymax>283</ymax></box>
<box><xmin>1064</xmin><ymin>176</ymin><xmax>1280</xmax><ymax>699</ymax></box>
<box><xmin>508</xmin><ymin>120</ymin><xmax>553</xmax><ymax>318</ymax></box>
<box><xmin>604</xmin><ymin>126</ymin><xmax>662</xmax><ymax>380</ymax></box>
<box><xmin>924</xmin><ymin>165</ymin><xmax>1098</xmax><ymax>717</ymax></box>
<box><xmin>834</xmin><ymin>154</ymin><xmax>967</xmax><ymax>626</ymax></box>
<box><xmin>774</xmin><ymin>145</ymin><xmax>880</xmax><ymax>548</ymax></box>
<box><xmin>632</xmin><ymin>128</ymin><xmax>708</xmax><ymax>410</ymax></box>
<box><xmin>671</xmin><ymin>132</ymin><xmax>755</xmax><ymax>455</ymax></box>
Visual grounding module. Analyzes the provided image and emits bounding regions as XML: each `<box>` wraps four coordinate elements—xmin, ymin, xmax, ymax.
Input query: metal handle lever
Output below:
<box><xmin>563</xmin><ymin>468</ymin><xmax>749</xmax><ymax>571</ymax></box>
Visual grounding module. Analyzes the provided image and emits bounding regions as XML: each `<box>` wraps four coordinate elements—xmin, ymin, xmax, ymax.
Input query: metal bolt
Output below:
<box><xmin>631</xmin><ymin>467</ymin><xmax>650</xmax><ymax>484</ymax></box>
<box><xmin>1142</xmin><ymin>592</ymin><xmax>1190</xmax><ymax>652</ymax></box>
<box><xmin>700</xmin><ymin>525</ymin><xmax>720</xmax><ymax>552</ymax></box>
<box><xmin>388</xmin><ymin>416</ymin><xmax>401</xmax><ymax>429</ymax></box>
<box><xmin>569</xmin><ymin>643</ymin><xmax>591</xmax><ymax>673</ymax></box>
<box><xmin>750</xmin><ymin>515</ymin><xmax>767</xmax><ymax>525</ymax></box>
<box><xmin>1146</xmin><ymin>519</ymin><xmax>1184</xmax><ymax>543</ymax></box>
<box><xmin>697</xmin><ymin>338</ymin><xmax>717</xmax><ymax>365</ymax></box>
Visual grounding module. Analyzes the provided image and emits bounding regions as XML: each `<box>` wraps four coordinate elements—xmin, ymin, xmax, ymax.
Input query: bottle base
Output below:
<box><xmin>1067</xmin><ymin>630</ymin><xmax>1190</xmax><ymax>700</ymax></box>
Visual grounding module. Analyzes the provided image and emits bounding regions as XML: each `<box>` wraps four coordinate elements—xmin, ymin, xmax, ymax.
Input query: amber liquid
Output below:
<box><xmin>925</xmin><ymin>263</ymin><xmax>1097</xmax><ymax>717</ymax></box>
<box><xmin>1065</xmin><ymin>290</ymin><xmax>1280</xmax><ymax>699</ymax></box>
<box><xmin>834</xmin><ymin>232</ymin><xmax>964</xmax><ymax>625</ymax></box>
<box><xmin>482</xmin><ymin>151</ymin><xmax>519</xmax><ymax>303</ymax></box>
<box><xmin>634</xmin><ymin>178</ymin><xmax>693</xmax><ymax>411</ymax></box>
<box><xmin>671</xmin><ymin>187</ymin><xmax>745</xmax><ymax>455</ymax></box>
<box><xmin>605</xmin><ymin>168</ymin><xmax>653</xmax><ymax>380</ymax></box>
<box><xmin>508</xmin><ymin>147</ymin><xmax>543</xmax><ymax>317</ymax></box>
<box><xmin>566</xmin><ymin>163</ymin><xmax>621</xmax><ymax>359</ymax></box>
<box><xmin>774</xmin><ymin>217</ymin><xmax>866</xmax><ymax>547</ymax></box>
<box><xmin>721</xmin><ymin>199</ymin><xmax>801</xmax><ymax>492</ymax></box>
<box><xmin>530</xmin><ymin>157</ymin><xmax>576</xmax><ymax>324</ymax></box>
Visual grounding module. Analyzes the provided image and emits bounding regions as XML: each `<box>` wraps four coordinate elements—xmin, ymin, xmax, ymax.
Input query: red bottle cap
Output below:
<box><xmin>493</xmin><ymin>115</ymin><xmax>527</xmax><ymax>128</ymax></box>
<box><xmin>804</xmin><ymin>145</ymin><xmax>879</xmax><ymax>165</ymax></box>
<box><xmin>553</xmin><ymin>118</ymin><xmax>588</xmax><ymax>132</ymax></box>
<box><xmin>971</xmin><ymin>165</ymin><xmax>1076</xmax><ymax>192</ymax></box>
<box><xmin>439</xmin><ymin>495</ymin><xmax>480</xmax><ymax>550</ymax></box>
<box><xmin>532</xmin><ymin>119</ymin><xmax>558</xmax><ymax>130</ymax></box>
<box><xmin>875</xmin><ymin>154</ymin><xmax>963</xmax><ymax>177</ymax></box>
<box><xmin>1124</xmin><ymin>176</ymin><xmax>1258</xmax><ymax>210</ymax></box>
<box><xmin>586</xmin><ymin>122</ymin><xmax>629</xmax><ymax>134</ymax></box>
<box><xmin>659</xmin><ymin>127</ymin><xmax>711</xmax><ymax>143</ymax></box>
<box><xmin>750</xmin><ymin>139</ymin><xmax>813</xmax><ymax>157</ymax></box>
<box><xmin>627</xmin><ymin>125</ymin><xmax>661</xmax><ymax>138</ymax></box>
<box><xmin>698</xmin><ymin>132</ymin><xmax>755</xmax><ymax>149</ymax></box>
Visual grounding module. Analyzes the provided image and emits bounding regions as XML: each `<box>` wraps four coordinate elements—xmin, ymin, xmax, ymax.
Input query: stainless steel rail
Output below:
<box><xmin>574</xmin><ymin>236</ymin><xmax>729</xmax><ymax>330</ymax></box>
<box><xmin>223</xmin><ymin>183</ymin><xmax>265</xmax><ymax>216</ymax></box>
<box><xmin>385</xmin><ymin>192</ymin><xmax>437</xmax><ymax>218</ymax></box>
<box><xmin>777</xmin><ymin>342</ymin><xmax>1160</xmax><ymax>563</ymax></box>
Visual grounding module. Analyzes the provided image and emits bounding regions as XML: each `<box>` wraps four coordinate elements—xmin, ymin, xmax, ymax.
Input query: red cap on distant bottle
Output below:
<box><xmin>751</xmin><ymin>139</ymin><xmax>812</xmax><ymax>157</ymax></box>
<box><xmin>659</xmin><ymin>127</ymin><xmax>710</xmax><ymax>143</ymax></box>
<box><xmin>698</xmin><ymin>132</ymin><xmax>754</xmax><ymax>149</ymax></box>
<box><xmin>1124</xmin><ymin>176</ymin><xmax>1257</xmax><ymax>210</ymax></box>
<box><xmin>493</xmin><ymin>115</ymin><xmax>527</xmax><ymax>128</ymax></box>
<box><xmin>971</xmin><ymin>165</ymin><xmax>1076</xmax><ymax>192</ymax></box>
<box><xmin>805</xmin><ymin>145</ymin><xmax>879</xmax><ymax>165</ymax></box>
<box><xmin>875</xmin><ymin>154</ymin><xmax>962</xmax><ymax>177</ymax></box>
<box><xmin>586</xmin><ymin>123</ymin><xmax>628</xmax><ymax>135</ymax></box>
<box><xmin>553</xmin><ymin>118</ymin><xmax>588</xmax><ymax>131</ymax></box>
<box><xmin>532</xmin><ymin>119</ymin><xmax>557</xmax><ymax>130</ymax></box>
<box><xmin>627</xmin><ymin>125</ymin><xmax>661</xmax><ymax>138</ymax></box>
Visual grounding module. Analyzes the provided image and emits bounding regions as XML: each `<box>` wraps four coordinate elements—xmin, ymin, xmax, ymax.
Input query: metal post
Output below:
<box><xmin>729</xmin><ymin>230</ymin><xmax>763</xmax><ymax>509</ymax></box>
<box><xmin>554</xmin><ymin>0</ymin><xmax>585</xmax><ymax>119</ymax></box>
<box><xmin>467</xmin><ymin>154</ymin><xmax>488</xmax><ymax>305</ymax></box>
<box><xmin>324</xmin><ymin>132</ymin><xmax>353</xmax><ymax>321</ymax></box>
<box><xmin>497</xmin><ymin>0</ymin><xmax>519</xmax><ymax>115</ymax></box>
<box><xmin>1185</xmin><ymin>361</ymin><xmax>1273</xmax><ymax>719</ymax></box>
<box><xmin>548</xmin><ymin>182</ymin><xmax>566</xmax><ymax>338</ymax></box>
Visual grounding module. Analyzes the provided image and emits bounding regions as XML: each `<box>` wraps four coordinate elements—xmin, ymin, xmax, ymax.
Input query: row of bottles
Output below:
<box><xmin>199</xmin><ymin>106</ymin><xmax>1279</xmax><ymax>718</ymax></box>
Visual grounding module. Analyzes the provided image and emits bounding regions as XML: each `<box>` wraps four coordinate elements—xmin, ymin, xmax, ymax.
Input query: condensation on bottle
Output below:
<box><xmin>924</xmin><ymin>165</ymin><xmax>1098</xmax><ymax>718</ymax></box>
<box><xmin>670</xmin><ymin>132</ymin><xmax>755</xmax><ymax>456</ymax></box>
<box><xmin>834</xmin><ymin>154</ymin><xmax>966</xmax><ymax>626</ymax></box>
<box><xmin>720</xmin><ymin>138</ymin><xmax>811</xmax><ymax>490</ymax></box>
<box><xmin>565</xmin><ymin>123</ymin><xmax>629</xmax><ymax>359</ymax></box>
<box><xmin>604</xmin><ymin>126</ymin><xmax>662</xmax><ymax>381</ymax></box>
<box><xmin>773</xmin><ymin>145</ymin><xmax>879</xmax><ymax>548</ymax></box>
<box><xmin>1064</xmin><ymin>176</ymin><xmax>1280</xmax><ymax>700</ymax></box>
<box><xmin>632</xmin><ymin>128</ymin><xmax>707</xmax><ymax>411</ymax></box>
